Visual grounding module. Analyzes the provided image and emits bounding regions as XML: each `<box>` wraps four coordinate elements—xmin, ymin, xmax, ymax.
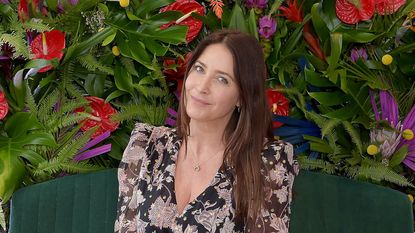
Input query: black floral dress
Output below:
<box><xmin>114</xmin><ymin>123</ymin><xmax>299</xmax><ymax>233</ymax></box>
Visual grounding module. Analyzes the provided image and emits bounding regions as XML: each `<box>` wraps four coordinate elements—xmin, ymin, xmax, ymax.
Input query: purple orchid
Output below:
<box><xmin>370</xmin><ymin>90</ymin><xmax>415</xmax><ymax>170</ymax></box>
<box><xmin>350</xmin><ymin>47</ymin><xmax>368</xmax><ymax>62</ymax></box>
<box><xmin>245</xmin><ymin>0</ymin><xmax>268</xmax><ymax>9</ymax></box>
<box><xmin>258</xmin><ymin>16</ymin><xmax>277</xmax><ymax>39</ymax></box>
<box><xmin>0</xmin><ymin>0</ymin><xmax>10</xmax><ymax>4</ymax></box>
<box><xmin>74</xmin><ymin>131</ymin><xmax>112</xmax><ymax>161</ymax></box>
<box><xmin>165</xmin><ymin>107</ymin><xmax>178</xmax><ymax>127</ymax></box>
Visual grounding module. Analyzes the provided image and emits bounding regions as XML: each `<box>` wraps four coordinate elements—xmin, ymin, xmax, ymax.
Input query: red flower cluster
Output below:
<box><xmin>160</xmin><ymin>0</ymin><xmax>205</xmax><ymax>43</ymax></box>
<box><xmin>0</xmin><ymin>92</ymin><xmax>8</xmax><ymax>120</ymax></box>
<box><xmin>336</xmin><ymin>0</ymin><xmax>406</xmax><ymax>25</ymax></box>
<box><xmin>75</xmin><ymin>96</ymin><xmax>120</xmax><ymax>138</ymax></box>
<box><xmin>163</xmin><ymin>53</ymin><xmax>192</xmax><ymax>93</ymax></box>
<box><xmin>266</xmin><ymin>89</ymin><xmax>290</xmax><ymax>128</ymax></box>
<box><xmin>30</xmin><ymin>30</ymin><xmax>66</xmax><ymax>72</ymax></box>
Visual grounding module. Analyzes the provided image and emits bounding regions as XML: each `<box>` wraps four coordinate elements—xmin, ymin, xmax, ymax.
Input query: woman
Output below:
<box><xmin>114</xmin><ymin>29</ymin><xmax>299</xmax><ymax>233</ymax></box>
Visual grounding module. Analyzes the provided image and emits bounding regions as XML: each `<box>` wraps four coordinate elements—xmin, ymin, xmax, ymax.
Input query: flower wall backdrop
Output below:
<box><xmin>0</xmin><ymin>0</ymin><xmax>414</xmax><ymax>230</ymax></box>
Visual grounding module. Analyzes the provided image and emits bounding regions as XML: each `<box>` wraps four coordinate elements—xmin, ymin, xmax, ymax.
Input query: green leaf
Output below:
<box><xmin>19</xmin><ymin>132</ymin><xmax>57</xmax><ymax>147</ymax></box>
<box><xmin>311</xmin><ymin>3</ymin><xmax>329</xmax><ymax>43</ymax></box>
<box><xmin>326</xmin><ymin>32</ymin><xmax>342</xmax><ymax>82</ymax></box>
<box><xmin>84</xmin><ymin>74</ymin><xmax>106</xmax><ymax>97</ymax></box>
<box><xmin>24</xmin><ymin>59</ymin><xmax>54</xmax><ymax>69</ymax></box>
<box><xmin>343</xmin><ymin>31</ymin><xmax>381</xmax><ymax>43</ymax></box>
<box><xmin>63</xmin><ymin>27</ymin><xmax>116</xmax><ymax>63</ymax></box>
<box><xmin>246</xmin><ymin>9</ymin><xmax>258</xmax><ymax>39</ymax></box>
<box><xmin>141</xmin><ymin>37</ymin><xmax>168</xmax><ymax>56</ymax></box>
<box><xmin>305</xmin><ymin>68</ymin><xmax>333</xmax><ymax>87</ymax></box>
<box><xmin>389</xmin><ymin>144</ymin><xmax>408</xmax><ymax>168</ymax></box>
<box><xmin>4</xmin><ymin>112</ymin><xmax>42</xmax><ymax>138</ymax></box>
<box><xmin>319</xmin><ymin>0</ymin><xmax>340</xmax><ymax>31</ymax></box>
<box><xmin>126</xmin><ymin>10</ymin><xmax>140</xmax><ymax>21</ymax></box>
<box><xmin>0</xmin><ymin>149</ymin><xmax>26</xmax><ymax>202</ymax></box>
<box><xmin>101</xmin><ymin>31</ymin><xmax>117</xmax><ymax>46</ymax></box>
<box><xmin>105</xmin><ymin>90</ymin><xmax>128</xmax><ymax>102</ymax></box>
<box><xmin>228</xmin><ymin>3</ymin><xmax>247</xmax><ymax>33</ymax></box>
<box><xmin>149</xmin><ymin>25</ymin><xmax>187</xmax><ymax>45</ymax></box>
<box><xmin>135</xmin><ymin>0</ymin><xmax>175</xmax><ymax>18</ymax></box>
<box><xmin>308</xmin><ymin>91</ymin><xmax>348</xmax><ymax>106</ymax></box>
<box><xmin>114</xmin><ymin>65</ymin><xmax>135</xmax><ymax>95</ymax></box>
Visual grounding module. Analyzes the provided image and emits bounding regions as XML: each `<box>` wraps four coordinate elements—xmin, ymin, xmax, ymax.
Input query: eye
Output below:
<box><xmin>217</xmin><ymin>76</ymin><xmax>229</xmax><ymax>85</ymax></box>
<box><xmin>194</xmin><ymin>64</ymin><xmax>204</xmax><ymax>73</ymax></box>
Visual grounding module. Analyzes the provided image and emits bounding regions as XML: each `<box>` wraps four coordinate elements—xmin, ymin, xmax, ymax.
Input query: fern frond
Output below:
<box><xmin>297</xmin><ymin>156</ymin><xmax>336</xmax><ymax>174</ymax></box>
<box><xmin>321</xmin><ymin>118</ymin><xmax>341</xmax><ymax>138</ymax></box>
<box><xmin>120</xmin><ymin>57</ymin><xmax>138</xmax><ymax>76</ymax></box>
<box><xmin>78</xmin><ymin>54</ymin><xmax>114</xmax><ymax>75</ymax></box>
<box><xmin>112</xmin><ymin>103</ymin><xmax>168</xmax><ymax>126</ymax></box>
<box><xmin>37</xmin><ymin>89</ymin><xmax>60</xmax><ymax>124</ymax></box>
<box><xmin>59</xmin><ymin>100</ymin><xmax>88</xmax><ymax>115</ymax></box>
<box><xmin>25</xmin><ymin>82</ymin><xmax>38</xmax><ymax>114</ymax></box>
<box><xmin>0</xmin><ymin>33</ymin><xmax>30</xmax><ymax>59</ymax></box>
<box><xmin>347</xmin><ymin>165</ymin><xmax>414</xmax><ymax>187</ymax></box>
<box><xmin>23</xmin><ymin>19</ymin><xmax>51</xmax><ymax>32</ymax></box>
<box><xmin>60</xmin><ymin>161</ymin><xmax>102</xmax><ymax>174</ymax></box>
<box><xmin>342</xmin><ymin>121</ymin><xmax>363</xmax><ymax>155</ymax></box>
<box><xmin>45</xmin><ymin>112</ymin><xmax>88</xmax><ymax>134</ymax></box>
<box><xmin>55</xmin><ymin>129</ymin><xmax>95</xmax><ymax>161</ymax></box>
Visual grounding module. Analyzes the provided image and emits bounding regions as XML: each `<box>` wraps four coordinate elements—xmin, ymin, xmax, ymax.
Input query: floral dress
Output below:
<box><xmin>114</xmin><ymin>123</ymin><xmax>299</xmax><ymax>233</ymax></box>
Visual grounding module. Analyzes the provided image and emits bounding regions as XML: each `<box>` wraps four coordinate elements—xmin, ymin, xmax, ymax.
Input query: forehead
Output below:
<box><xmin>197</xmin><ymin>44</ymin><xmax>235</xmax><ymax>76</ymax></box>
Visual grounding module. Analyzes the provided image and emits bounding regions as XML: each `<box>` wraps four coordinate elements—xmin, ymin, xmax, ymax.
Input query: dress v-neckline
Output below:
<box><xmin>170</xmin><ymin>131</ymin><xmax>223</xmax><ymax>217</ymax></box>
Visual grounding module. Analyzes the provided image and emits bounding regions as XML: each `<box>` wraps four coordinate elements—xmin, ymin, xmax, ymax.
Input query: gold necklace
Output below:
<box><xmin>187</xmin><ymin>139</ymin><xmax>224</xmax><ymax>172</ymax></box>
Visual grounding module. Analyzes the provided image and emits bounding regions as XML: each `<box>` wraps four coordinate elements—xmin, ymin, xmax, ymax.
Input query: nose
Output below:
<box><xmin>195</xmin><ymin>75</ymin><xmax>211</xmax><ymax>94</ymax></box>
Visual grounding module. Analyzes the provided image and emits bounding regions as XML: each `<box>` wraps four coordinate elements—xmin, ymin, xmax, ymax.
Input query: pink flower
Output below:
<box><xmin>259</xmin><ymin>16</ymin><xmax>277</xmax><ymax>39</ymax></box>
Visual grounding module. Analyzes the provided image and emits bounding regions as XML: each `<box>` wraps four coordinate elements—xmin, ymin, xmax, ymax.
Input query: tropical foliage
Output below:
<box><xmin>0</xmin><ymin>0</ymin><xmax>414</xmax><ymax>230</ymax></box>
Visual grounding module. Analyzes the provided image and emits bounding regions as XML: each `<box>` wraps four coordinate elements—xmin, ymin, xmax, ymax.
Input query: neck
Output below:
<box><xmin>187</xmin><ymin>119</ymin><xmax>228</xmax><ymax>154</ymax></box>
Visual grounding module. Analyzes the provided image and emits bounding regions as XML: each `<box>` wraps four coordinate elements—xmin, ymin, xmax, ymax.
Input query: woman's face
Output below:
<box><xmin>185</xmin><ymin>43</ymin><xmax>240</xmax><ymax>124</ymax></box>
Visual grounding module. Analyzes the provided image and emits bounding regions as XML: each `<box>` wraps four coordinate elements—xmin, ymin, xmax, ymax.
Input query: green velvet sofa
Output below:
<box><xmin>9</xmin><ymin>169</ymin><xmax>414</xmax><ymax>233</ymax></box>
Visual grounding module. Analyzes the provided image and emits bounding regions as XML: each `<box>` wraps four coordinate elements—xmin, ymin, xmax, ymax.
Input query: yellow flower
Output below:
<box><xmin>403</xmin><ymin>129</ymin><xmax>414</xmax><ymax>140</ymax></box>
<box><xmin>112</xmin><ymin>46</ymin><xmax>120</xmax><ymax>56</ymax></box>
<box><xmin>367</xmin><ymin>144</ymin><xmax>378</xmax><ymax>155</ymax></box>
<box><xmin>119</xmin><ymin>0</ymin><xmax>129</xmax><ymax>8</ymax></box>
<box><xmin>381</xmin><ymin>54</ymin><xmax>393</xmax><ymax>65</ymax></box>
<box><xmin>408</xmin><ymin>194</ymin><xmax>414</xmax><ymax>203</ymax></box>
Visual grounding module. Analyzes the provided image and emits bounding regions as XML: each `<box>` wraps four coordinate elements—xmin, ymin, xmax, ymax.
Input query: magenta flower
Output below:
<box><xmin>68</xmin><ymin>0</ymin><xmax>78</xmax><ymax>5</ymax></box>
<box><xmin>350</xmin><ymin>48</ymin><xmax>368</xmax><ymax>62</ymax></box>
<box><xmin>258</xmin><ymin>16</ymin><xmax>277</xmax><ymax>39</ymax></box>
<box><xmin>370</xmin><ymin>90</ymin><xmax>415</xmax><ymax>171</ymax></box>
<box><xmin>245</xmin><ymin>0</ymin><xmax>268</xmax><ymax>9</ymax></box>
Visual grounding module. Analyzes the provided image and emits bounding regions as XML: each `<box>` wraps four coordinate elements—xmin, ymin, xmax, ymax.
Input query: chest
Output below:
<box><xmin>134</xmin><ymin>143</ymin><xmax>243</xmax><ymax>232</ymax></box>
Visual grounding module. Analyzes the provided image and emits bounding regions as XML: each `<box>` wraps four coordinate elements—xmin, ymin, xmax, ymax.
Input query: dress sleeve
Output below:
<box><xmin>114</xmin><ymin>123</ymin><xmax>154</xmax><ymax>233</ymax></box>
<box><xmin>247</xmin><ymin>141</ymin><xmax>300</xmax><ymax>233</ymax></box>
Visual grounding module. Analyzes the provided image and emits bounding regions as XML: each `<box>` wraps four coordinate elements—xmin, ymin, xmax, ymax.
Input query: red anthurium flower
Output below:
<box><xmin>160</xmin><ymin>0</ymin><xmax>205</xmax><ymax>43</ymax></box>
<box><xmin>30</xmin><ymin>30</ymin><xmax>65</xmax><ymax>73</ymax></box>
<box><xmin>266</xmin><ymin>89</ymin><xmax>290</xmax><ymax>128</ymax></box>
<box><xmin>163</xmin><ymin>53</ymin><xmax>191</xmax><ymax>93</ymax></box>
<box><xmin>0</xmin><ymin>92</ymin><xmax>9</xmax><ymax>120</ymax></box>
<box><xmin>18</xmin><ymin>0</ymin><xmax>39</xmax><ymax>22</ymax></box>
<box><xmin>335</xmin><ymin>0</ymin><xmax>375</xmax><ymax>25</ymax></box>
<box><xmin>278</xmin><ymin>0</ymin><xmax>304</xmax><ymax>23</ymax></box>
<box><xmin>375</xmin><ymin>0</ymin><xmax>406</xmax><ymax>15</ymax></box>
<box><xmin>74</xmin><ymin>96</ymin><xmax>120</xmax><ymax>138</ymax></box>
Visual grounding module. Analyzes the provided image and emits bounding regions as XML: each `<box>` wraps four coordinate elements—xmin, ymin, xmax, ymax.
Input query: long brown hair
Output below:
<box><xmin>176</xmin><ymin>29</ymin><xmax>273</xmax><ymax>222</ymax></box>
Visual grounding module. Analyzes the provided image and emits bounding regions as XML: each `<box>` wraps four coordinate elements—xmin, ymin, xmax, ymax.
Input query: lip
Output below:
<box><xmin>190</xmin><ymin>95</ymin><xmax>211</xmax><ymax>105</ymax></box>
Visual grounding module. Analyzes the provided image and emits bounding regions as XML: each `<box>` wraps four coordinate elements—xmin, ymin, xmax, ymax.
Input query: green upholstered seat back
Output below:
<box><xmin>290</xmin><ymin>171</ymin><xmax>414</xmax><ymax>233</ymax></box>
<box><xmin>9</xmin><ymin>169</ymin><xmax>414</xmax><ymax>233</ymax></box>
<box><xmin>9</xmin><ymin>169</ymin><xmax>119</xmax><ymax>233</ymax></box>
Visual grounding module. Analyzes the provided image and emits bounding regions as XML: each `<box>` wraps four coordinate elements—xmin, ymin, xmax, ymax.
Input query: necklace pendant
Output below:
<box><xmin>194</xmin><ymin>165</ymin><xmax>201</xmax><ymax>172</ymax></box>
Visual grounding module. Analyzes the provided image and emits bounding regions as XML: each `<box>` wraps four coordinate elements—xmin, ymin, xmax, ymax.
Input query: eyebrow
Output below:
<box><xmin>195</xmin><ymin>60</ymin><xmax>235</xmax><ymax>81</ymax></box>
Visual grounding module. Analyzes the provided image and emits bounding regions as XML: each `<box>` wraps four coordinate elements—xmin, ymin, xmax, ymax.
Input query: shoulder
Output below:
<box><xmin>261</xmin><ymin>140</ymin><xmax>299</xmax><ymax>176</ymax></box>
<box><xmin>130</xmin><ymin>122</ymin><xmax>171</xmax><ymax>142</ymax></box>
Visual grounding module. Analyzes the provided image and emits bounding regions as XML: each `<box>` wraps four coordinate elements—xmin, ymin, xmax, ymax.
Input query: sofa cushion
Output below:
<box><xmin>9</xmin><ymin>169</ymin><xmax>414</xmax><ymax>233</ymax></box>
